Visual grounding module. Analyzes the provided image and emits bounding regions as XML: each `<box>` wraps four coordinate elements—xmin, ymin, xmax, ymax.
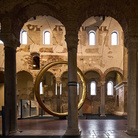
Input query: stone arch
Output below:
<box><xmin>17</xmin><ymin>70</ymin><xmax>34</xmax><ymax>80</ymax></box>
<box><xmin>103</xmin><ymin>67</ymin><xmax>123</xmax><ymax>80</ymax></box>
<box><xmin>16</xmin><ymin>70</ymin><xmax>34</xmax><ymax>99</ymax></box>
<box><xmin>16</xmin><ymin>70</ymin><xmax>34</xmax><ymax>117</ymax></box>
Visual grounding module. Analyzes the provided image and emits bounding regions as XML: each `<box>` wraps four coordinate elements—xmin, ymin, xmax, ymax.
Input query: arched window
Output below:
<box><xmin>90</xmin><ymin>81</ymin><xmax>96</xmax><ymax>95</ymax></box>
<box><xmin>43</xmin><ymin>30</ymin><xmax>50</xmax><ymax>44</ymax></box>
<box><xmin>89</xmin><ymin>30</ymin><xmax>95</xmax><ymax>45</ymax></box>
<box><xmin>60</xmin><ymin>83</ymin><xmax>62</xmax><ymax>95</ymax></box>
<box><xmin>55</xmin><ymin>83</ymin><xmax>62</xmax><ymax>95</ymax></box>
<box><xmin>107</xmin><ymin>81</ymin><xmax>114</xmax><ymax>95</ymax></box>
<box><xmin>20</xmin><ymin>30</ymin><xmax>27</xmax><ymax>44</ymax></box>
<box><xmin>33</xmin><ymin>56</ymin><xmax>40</xmax><ymax>70</ymax></box>
<box><xmin>77</xmin><ymin>83</ymin><xmax>79</xmax><ymax>95</ymax></box>
<box><xmin>55</xmin><ymin>83</ymin><xmax>57</xmax><ymax>95</ymax></box>
<box><xmin>111</xmin><ymin>31</ymin><xmax>118</xmax><ymax>45</ymax></box>
<box><xmin>40</xmin><ymin>82</ymin><xmax>43</xmax><ymax>94</ymax></box>
<box><xmin>0</xmin><ymin>40</ymin><xmax>3</xmax><ymax>44</ymax></box>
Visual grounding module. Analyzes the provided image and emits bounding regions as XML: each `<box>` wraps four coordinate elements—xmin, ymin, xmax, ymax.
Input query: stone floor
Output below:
<box><xmin>0</xmin><ymin>117</ymin><xmax>138</xmax><ymax>138</ymax></box>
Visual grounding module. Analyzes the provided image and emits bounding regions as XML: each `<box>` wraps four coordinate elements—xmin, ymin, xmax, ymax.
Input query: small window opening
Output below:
<box><xmin>77</xmin><ymin>83</ymin><xmax>79</xmax><ymax>95</ymax></box>
<box><xmin>43</xmin><ymin>30</ymin><xmax>50</xmax><ymax>44</ymax></box>
<box><xmin>90</xmin><ymin>81</ymin><xmax>96</xmax><ymax>95</ymax></box>
<box><xmin>60</xmin><ymin>83</ymin><xmax>62</xmax><ymax>95</ymax></box>
<box><xmin>20</xmin><ymin>30</ymin><xmax>27</xmax><ymax>44</ymax></box>
<box><xmin>111</xmin><ymin>31</ymin><xmax>118</xmax><ymax>45</ymax></box>
<box><xmin>89</xmin><ymin>30</ymin><xmax>96</xmax><ymax>45</ymax></box>
<box><xmin>55</xmin><ymin>83</ymin><xmax>57</xmax><ymax>95</ymax></box>
<box><xmin>33</xmin><ymin>56</ymin><xmax>40</xmax><ymax>70</ymax></box>
<box><xmin>0</xmin><ymin>40</ymin><xmax>3</xmax><ymax>44</ymax></box>
<box><xmin>107</xmin><ymin>81</ymin><xmax>113</xmax><ymax>95</ymax></box>
<box><xmin>40</xmin><ymin>82</ymin><xmax>43</xmax><ymax>94</ymax></box>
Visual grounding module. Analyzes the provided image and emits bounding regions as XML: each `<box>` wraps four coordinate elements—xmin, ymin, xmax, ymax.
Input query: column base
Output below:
<box><xmin>64</xmin><ymin>128</ymin><xmax>81</xmax><ymax>136</ymax></box>
<box><xmin>7</xmin><ymin>129</ymin><xmax>19</xmax><ymax>136</ymax></box>
<box><xmin>125</xmin><ymin>129</ymin><xmax>138</xmax><ymax>136</ymax></box>
<box><xmin>100</xmin><ymin>114</ymin><xmax>106</xmax><ymax>117</ymax></box>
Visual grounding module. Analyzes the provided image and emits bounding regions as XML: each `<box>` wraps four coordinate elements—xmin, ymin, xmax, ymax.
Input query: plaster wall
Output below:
<box><xmin>0</xmin><ymin>83</ymin><xmax>4</xmax><ymax>111</ymax></box>
<box><xmin>0</xmin><ymin>15</ymin><xmax>126</xmax><ymax>115</ymax></box>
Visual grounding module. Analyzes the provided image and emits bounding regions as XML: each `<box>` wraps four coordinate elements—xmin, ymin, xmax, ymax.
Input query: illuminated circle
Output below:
<box><xmin>34</xmin><ymin>61</ymin><xmax>86</xmax><ymax>117</ymax></box>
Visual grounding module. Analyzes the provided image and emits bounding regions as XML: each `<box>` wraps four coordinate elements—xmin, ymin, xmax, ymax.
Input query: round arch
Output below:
<box><xmin>17</xmin><ymin>70</ymin><xmax>34</xmax><ymax>80</ymax></box>
<box><xmin>84</xmin><ymin>68</ymin><xmax>103</xmax><ymax>81</ymax></box>
<box><xmin>77</xmin><ymin>1</ymin><xmax>132</xmax><ymax>37</ymax></box>
<box><xmin>10</xmin><ymin>1</ymin><xmax>65</xmax><ymax>39</ymax></box>
<box><xmin>103</xmin><ymin>67</ymin><xmax>123</xmax><ymax>80</ymax></box>
<box><xmin>16</xmin><ymin>70</ymin><xmax>34</xmax><ymax>101</ymax></box>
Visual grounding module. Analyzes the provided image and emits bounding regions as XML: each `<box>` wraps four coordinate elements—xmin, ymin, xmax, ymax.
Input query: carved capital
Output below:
<box><xmin>124</xmin><ymin>36</ymin><xmax>138</xmax><ymax>51</ymax></box>
<box><xmin>100</xmin><ymin>81</ymin><xmax>106</xmax><ymax>85</ymax></box>
<box><xmin>0</xmin><ymin>33</ymin><xmax>20</xmax><ymax>49</ymax></box>
<box><xmin>65</xmin><ymin>30</ymin><xmax>78</xmax><ymax>51</ymax></box>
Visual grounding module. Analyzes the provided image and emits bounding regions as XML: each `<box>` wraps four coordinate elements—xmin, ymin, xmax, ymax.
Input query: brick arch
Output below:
<box><xmin>103</xmin><ymin>67</ymin><xmax>123</xmax><ymax>80</ymax></box>
<box><xmin>77</xmin><ymin>0</ymin><xmax>132</xmax><ymax>41</ymax></box>
<box><xmin>84</xmin><ymin>68</ymin><xmax>104</xmax><ymax>81</ymax></box>
<box><xmin>11</xmin><ymin>1</ymin><xmax>65</xmax><ymax>39</ymax></box>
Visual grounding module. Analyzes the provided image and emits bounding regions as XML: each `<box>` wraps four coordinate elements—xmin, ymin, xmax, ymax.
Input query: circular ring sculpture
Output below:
<box><xmin>34</xmin><ymin>61</ymin><xmax>86</xmax><ymax>117</ymax></box>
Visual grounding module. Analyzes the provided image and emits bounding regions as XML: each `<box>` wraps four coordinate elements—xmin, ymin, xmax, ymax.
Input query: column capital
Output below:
<box><xmin>100</xmin><ymin>81</ymin><xmax>106</xmax><ymax>85</ymax></box>
<box><xmin>125</xmin><ymin>36</ymin><xmax>138</xmax><ymax>51</ymax></box>
<box><xmin>0</xmin><ymin>33</ymin><xmax>20</xmax><ymax>49</ymax></box>
<box><xmin>65</xmin><ymin>30</ymin><xmax>78</xmax><ymax>51</ymax></box>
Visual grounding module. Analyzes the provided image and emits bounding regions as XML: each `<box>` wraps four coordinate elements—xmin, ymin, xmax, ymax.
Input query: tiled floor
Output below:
<box><xmin>0</xmin><ymin>117</ymin><xmax>138</xmax><ymax>137</ymax></box>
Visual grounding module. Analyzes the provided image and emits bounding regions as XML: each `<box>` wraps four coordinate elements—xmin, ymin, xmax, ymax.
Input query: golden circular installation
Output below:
<box><xmin>34</xmin><ymin>61</ymin><xmax>86</xmax><ymax>117</ymax></box>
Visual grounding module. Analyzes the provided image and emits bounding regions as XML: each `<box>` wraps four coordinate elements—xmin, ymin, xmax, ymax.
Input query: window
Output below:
<box><xmin>60</xmin><ymin>83</ymin><xmax>62</xmax><ymax>95</ymax></box>
<box><xmin>43</xmin><ymin>30</ymin><xmax>50</xmax><ymax>44</ymax></box>
<box><xmin>90</xmin><ymin>81</ymin><xmax>96</xmax><ymax>95</ymax></box>
<box><xmin>0</xmin><ymin>29</ymin><xmax>3</xmax><ymax>44</ymax></box>
<box><xmin>55</xmin><ymin>83</ymin><xmax>62</xmax><ymax>95</ymax></box>
<box><xmin>107</xmin><ymin>81</ymin><xmax>113</xmax><ymax>95</ymax></box>
<box><xmin>55</xmin><ymin>83</ymin><xmax>57</xmax><ymax>95</ymax></box>
<box><xmin>40</xmin><ymin>82</ymin><xmax>43</xmax><ymax>94</ymax></box>
<box><xmin>111</xmin><ymin>31</ymin><xmax>118</xmax><ymax>45</ymax></box>
<box><xmin>33</xmin><ymin>56</ymin><xmax>40</xmax><ymax>70</ymax></box>
<box><xmin>0</xmin><ymin>40</ymin><xmax>3</xmax><ymax>44</ymax></box>
<box><xmin>89</xmin><ymin>30</ymin><xmax>95</xmax><ymax>45</ymax></box>
<box><xmin>77</xmin><ymin>83</ymin><xmax>79</xmax><ymax>95</ymax></box>
<box><xmin>20</xmin><ymin>30</ymin><xmax>27</xmax><ymax>44</ymax></box>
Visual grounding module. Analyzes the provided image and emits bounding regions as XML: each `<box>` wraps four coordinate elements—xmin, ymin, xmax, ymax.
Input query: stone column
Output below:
<box><xmin>79</xmin><ymin>82</ymin><xmax>83</xmax><ymax>116</ymax></box>
<box><xmin>56</xmin><ymin>78</ymin><xmax>61</xmax><ymax>113</ymax></box>
<box><xmin>123</xmin><ymin>46</ymin><xmax>128</xmax><ymax>81</ymax></box>
<box><xmin>100</xmin><ymin>81</ymin><xmax>106</xmax><ymax>117</ymax></box>
<box><xmin>126</xmin><ymin>39</ymin><xmax>138</xmax><ymax>135</ymax></box>
<box><xmin>65</xmin><ymin>29</ymin><xmax>80</xmax><ymax>135</ymax></box>
<box><xmin>0</xmin><ymin>33</ymin><xmax>20</xmax><ymax>135</ymax></box>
